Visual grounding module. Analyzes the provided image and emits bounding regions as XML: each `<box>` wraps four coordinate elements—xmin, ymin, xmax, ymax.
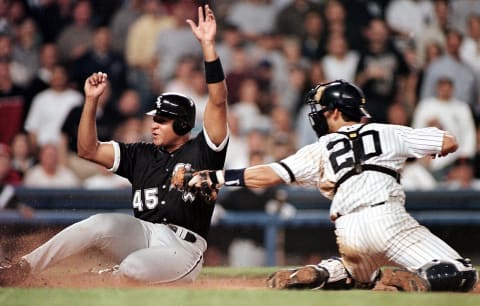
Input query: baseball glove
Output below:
<box><xmin>171</xmin><ymin>163</ymin><xmax>195</xmax><ymax>192</ymax></box>
<box><xmin>267</xmin><ymin>265</ymin><xmax>328</xmax><ymax>289</ymax></box>
<box><xmin>170</xmin><ymin>164</ymin><xmax>219</xmax><ymax>204</ymax></box>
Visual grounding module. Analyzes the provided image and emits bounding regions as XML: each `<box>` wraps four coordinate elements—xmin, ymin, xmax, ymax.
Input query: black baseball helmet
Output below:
<box><xmin>146</xmin><ymin>92</ymin><xmax>196</xmax><ymax>135</ymax></box>
<box><xmin>305</xmin><ymin>80</ymin><xmax>370</xmax><ymax>137</ymax></box>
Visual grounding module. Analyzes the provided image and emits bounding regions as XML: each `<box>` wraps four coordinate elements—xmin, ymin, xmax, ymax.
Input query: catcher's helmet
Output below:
<box><xmin>306</xmin><ymin>80</ymin><xmax>370</xmax><ymax>137</ymax></box>
<box><xmin>146</xmin><ymin>92</ymin><xmax>196</xmax><ymax>135</ymax></box>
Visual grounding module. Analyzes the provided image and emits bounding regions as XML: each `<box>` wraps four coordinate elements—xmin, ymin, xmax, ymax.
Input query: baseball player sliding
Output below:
<box><xmin>0</xmin><ymin>4</ymin><xmax>229</xmax><ymax>286</ymax></box>
<box><xmin>174</xmin><ymin>80</ymin><xmax>477</xmax><ymax>292</ymax></box>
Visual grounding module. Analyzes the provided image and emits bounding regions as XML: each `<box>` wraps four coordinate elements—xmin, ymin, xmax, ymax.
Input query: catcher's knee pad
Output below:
<box><xmin>418</xmin><ymin>259</ymin><xmax>478</xmax><ymax>292</ymax></box>
<box><xmin>317</xmin><ymin>257</ymin><xmax>355</xmax><ymax>290</ymax></box>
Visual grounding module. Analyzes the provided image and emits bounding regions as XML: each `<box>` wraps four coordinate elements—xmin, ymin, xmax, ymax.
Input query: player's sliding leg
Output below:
<box><xmin>23</xmin><ymin>213</ymin><xmax>147</xmax><ymax>274</ymax></box>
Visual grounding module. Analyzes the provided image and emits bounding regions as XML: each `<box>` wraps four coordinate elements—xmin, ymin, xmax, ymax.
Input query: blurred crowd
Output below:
<box><xmin>1</xmin><ymin>0</ymin><xmax>480</xmax><ymax>193</ymax></box>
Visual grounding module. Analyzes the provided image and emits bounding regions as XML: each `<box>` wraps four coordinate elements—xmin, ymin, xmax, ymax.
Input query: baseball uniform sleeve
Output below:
<box><xmin>400</xmin><ymin>126</ymin><xmax>445</xmax><ymax>157</ymax></box>
<box><xmin>271</xmin><ymin>142</ymin><xmax>323</xmax><ymax>188</ymax></box>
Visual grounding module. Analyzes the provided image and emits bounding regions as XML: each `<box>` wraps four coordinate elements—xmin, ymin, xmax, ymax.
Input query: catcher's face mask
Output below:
<box><xmin>306</xmin><ymin>84</ymin><xmax>330</xmax><ymax>138</ymax></box>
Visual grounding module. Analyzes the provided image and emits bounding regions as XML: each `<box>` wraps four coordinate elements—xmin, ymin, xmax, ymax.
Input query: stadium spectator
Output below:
<box><xmin>323</xmin><ymin>0</ymin><xmax>363</xmax><ymax>54</ymax></box>
<box><xmin>70</xmin><ymin>26</ymin><xmax>127</xmax><ymax>100</ymax></box>
<box><xmin>269</xmin><ymin>106</ymin><xmax>297</xmax><ymax>161</ymax></box>
<box><xmin>153</xmin><ymin>0</ymin><xmax>201</xmax><ymax>83</ymax></box>
<box><xmin>420</xmin><ymin>29</ymin><xmax>478</xmax><ymax>113</ymax></box>
<box><xmin>11</xmin><ymin>17</ymin><xmax>41</xmax><ymax>87</ymax></box>
<box><xmin>115</xmin><ymin>88</ymin><xmax>142</xmax><ymax>120</ymax></box>
<box><xmin>299</xmin><ymin>10</ymin><xmax>326</xmax><ymax>61</ymax></box>
<box><xmin>24</xmin><ymin>64</ymin><xmax>83</xmax><ymax>151</ymax></box>
<box><xmin>231</xmin><ymin>77</ymin><xmax>270</xmax><ymax>135</ymax></box>
<box><xmin>55</xmin><ymin>0</ymin><xmax>94</xmax><ymax>64</ymax></box>
<box><xmin>215</xmin><ymin>22</ymin><xmax>243</xmax><ymax>75</ymax></box>
<box><xmin>109</xmin><ymin>0</ymin><xmax>143</xmax><ymax>56</ymax></box>
<box><xmin>224</xmin><ymin>112</ymin><xmax>249</xmax><ymax>169</ymax></box>
<box><xmin>274</xmin><ymin>0</ymin><xmax>321</xmax><ymax>38</ymax></box>
<box><xmin>164</xmin><ymin>55</ymin><xmax>200</xmax><ymax>98</ymax></box>
<box><xmin>412</xmin><ymin>0</ymin><xmax>448</xmax><ymax>66</ymax></box>
<box><xmin>385</xmin><ymin>0</ymin><xmax>435</xmax><ymax>45</ymax></box>
<box><xmin>10</xmin><ymin>132</ymin><xmax>35</xmax><ymax>179</ymax></box>
<box><xmin>225</xmin><ymin>0</ymin><xmax>278</xmax><ymax>41</ymax></box>
<box><xmin>412</xmin><ymin>77</ymin><xmax>477</xmax><ymax>179</ymax></box>
<box><xmin>23</xmin><ymin>143</ymin><xmax>80</xmax><ymax>188</ymax></box>
<box><xmin>82</xmin><ymin>164</ymin><xmax>130</xmax><ymax>190</ymax></box>
<box><xmin>459</xmin><ymin>14</ymin><xmax>480</xmax><ymax>80</ymax></box>
<box><xmin>0</xmin><ymin>143</ymin><xmax>21</xmax><ymax>186</ymax></box>
<box><xmin>125</xmin><ymin>0</ymin><xmax>173</xmax><ymax>110</ymax></box>
<box><xmin>443</xmin><ymin>157</ymin><xmax>480</xmax><ymax>190</ymax></box>
<box><xmin>23</xmin><ymin>43</ymin><xmax>59</xmax><ymax>121</ymax></box>
<box><xmin>355</xmin><ymin>18</ymin><xmax>410</xmax><ymax>123</ymax></box>
<box><xmin>31</xmin><ymin>0</ymin><xmax>73</xmax><ymax>43</ymax></box>
<box><xmin>0</xmin><ymin>58</ymin><xmax>25</xmax><ymax>145</ymax></box>
<box><xmin>450</xmin><ymin>0</ymin><xmax>480</xmax><ymax>35</ymax></box>
<box><xmin>225</xmin><ymin>46</ymin><xmax>253</xmax><ymax>104</ymax></box>
<box><xmin>321</xmin><ymin>33</ymin><xmax>359</xmax><ymax>82</ymax></box>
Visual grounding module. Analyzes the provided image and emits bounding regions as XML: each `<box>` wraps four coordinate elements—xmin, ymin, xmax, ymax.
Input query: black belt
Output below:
<box><xmin>331</xmin><ymin>201</ymin><xmax>386</xmax><ymax>222</ymax></box>
<box><xmin>167</xmin><ymin>224</ymin><xmax>197</xmax><ymax>243</ymax></box>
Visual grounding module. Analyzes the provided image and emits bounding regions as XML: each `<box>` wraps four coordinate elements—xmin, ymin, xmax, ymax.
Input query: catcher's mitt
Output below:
<box><xmin>373</xmin><ymin>268</ymin><xmax>430</xmax><ymax>292</ymax></box>
<box><xmin>267</xmin><ymin>265</ymin><xmax>328</xmax><ymax>289</ymax></box>
<box><xmin>170</xmin><ymin>164</ymin><xmax>219</xmax><ymax>204</ymax></box>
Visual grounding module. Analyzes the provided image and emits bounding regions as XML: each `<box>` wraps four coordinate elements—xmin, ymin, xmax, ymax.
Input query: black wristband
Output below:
<box><xmin>224</xmin><ymin>169</ymin><xmax>245</xmax><ymax>186</ymax></box>
<box><xmin>209</xmin><ymin>170</ymin><xmax>219</xmax><ymax>186</ymax></box>
<box><xmin>204</xmin><ymin>58</ymin><xmax>225</xmax><ymax>84</ymax></box>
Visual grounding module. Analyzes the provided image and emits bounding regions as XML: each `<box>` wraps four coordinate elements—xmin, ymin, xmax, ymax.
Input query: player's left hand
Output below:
<box><xmin>186</xmin><ymin>4</ymin><xmax>216</xmax><ymax>44</ymax></box>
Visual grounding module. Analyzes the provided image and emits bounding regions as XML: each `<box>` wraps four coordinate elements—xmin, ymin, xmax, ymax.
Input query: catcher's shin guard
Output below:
<box><xmin>267</xmin><ymin>265</ymin><xmax>329</xmax><ymax>289</ymax></box>
<box><xmin>418</xmin><ymin>259</ymin><xmax>478</xmax><ymax>292</ymax></box>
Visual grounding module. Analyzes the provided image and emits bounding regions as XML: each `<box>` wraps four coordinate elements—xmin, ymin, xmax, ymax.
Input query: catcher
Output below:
<box><xmin>171</xmin><ymin>80</ymin><xmax>478</xmax><ymax>292</ymax></box>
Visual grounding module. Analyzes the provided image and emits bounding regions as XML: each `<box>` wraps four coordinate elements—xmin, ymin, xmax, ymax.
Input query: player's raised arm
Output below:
<box><xmin>187</xmin><ymin>4</ymin><xmax>227</xmax><ymax>145</ymax></box>
<box><xmin>77</xmin><ymin>72</ymin><xmax>115</xmax><ymax>168</ymax></box>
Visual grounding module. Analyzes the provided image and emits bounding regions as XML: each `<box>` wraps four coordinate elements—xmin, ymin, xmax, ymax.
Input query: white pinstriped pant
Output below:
<box><xmin>325</xmin><ymin>202</ymin><xmax>464</xmax><ymax>284</ymax></box>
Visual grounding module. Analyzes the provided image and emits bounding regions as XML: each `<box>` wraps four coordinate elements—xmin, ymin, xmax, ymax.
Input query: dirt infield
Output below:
<box><xmin>22</xmin><ymin>272</ymin><xmax>266</xmax><ymax>289</ymax></box>
<box><xmin>3</xmin><ymin>230</ymin><xmax>480</xmax><ymax>292</ymax></box>
<box><xmin>3</xmin><ymin>230</ymin><xmax>265</xmax><ymax>289</ymax></box>
<box><xmin>18</xmin><ymin>251</ymin><xmax>266</xmax><ymax>289</ymax></box>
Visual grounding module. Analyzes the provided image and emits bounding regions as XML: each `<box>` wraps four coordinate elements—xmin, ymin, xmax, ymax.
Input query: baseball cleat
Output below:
<box><xmin>0</xmin><ymin>259</ymin><xmax>31</xmax><ymax>286</ymax></box>
<box><xmin>379</xmin><ymin>268</ymin><xmax>430</xmax><ymax>292</ymax></box>
<box><xmin>267</xmin><ymin>265</ymin><xmax>328</xmax><ymax>289</ymax></box>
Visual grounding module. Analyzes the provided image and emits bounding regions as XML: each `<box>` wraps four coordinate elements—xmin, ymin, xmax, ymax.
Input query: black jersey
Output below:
<box><xmin>112</xmin><ymin>130</ymin><xmax>228</xmax><ymax>239</ymax></box>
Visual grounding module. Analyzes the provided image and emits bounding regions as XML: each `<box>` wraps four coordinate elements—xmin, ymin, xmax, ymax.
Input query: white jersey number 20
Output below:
<box><xmin>327</xmin><ymin>130</ymin><xmax>383</xmax><ymax>173</ymax></box>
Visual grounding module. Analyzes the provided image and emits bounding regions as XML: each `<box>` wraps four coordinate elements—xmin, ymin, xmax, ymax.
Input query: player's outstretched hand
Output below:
<box><xmin>84</xmin><ymin>72</ymin><xmax>108</xmax><ymax>99</ymax></box>
<box><xmin>186</xmin><ymin>4</ymin><xmax>216</xmax><ymax>44</ymax></box>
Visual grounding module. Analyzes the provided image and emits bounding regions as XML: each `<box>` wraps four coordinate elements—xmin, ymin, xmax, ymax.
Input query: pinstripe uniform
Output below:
<box><xmin>271</xmin><ymin>123</ymin><xmax>469</xmax><ymax>285</ymax></box>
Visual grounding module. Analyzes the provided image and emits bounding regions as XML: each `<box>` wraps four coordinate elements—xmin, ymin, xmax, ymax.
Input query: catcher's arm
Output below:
<box><xmin>187</xmin><ymin>165</ymin><xmax>284</xmax><ymax>190</ymax></box>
